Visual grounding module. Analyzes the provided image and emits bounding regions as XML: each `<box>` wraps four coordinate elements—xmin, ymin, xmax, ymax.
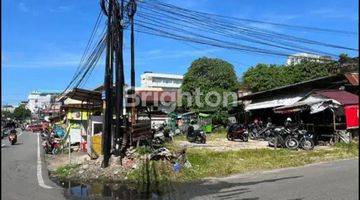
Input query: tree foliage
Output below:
<box><xmin>12</xmin><ymin>105</ymin><xmax>31</xmax><ymax>121</ymax></box>
<box><xmin>180</xmin><ymin>57</ymin><xmax>239</xmax><ymax>124</ymax></box>
<box><xmin>242</xmin><ymin>54</ymin><xmax>359</xmax><ymax>92</ymax></box>
<box><xmin>1</xmin><ymin>110</ymin><xmax>14</xmax><ymax>119</ymax></box>
<box><xmin>242</xmin><ymin>60</ymin><xmax>337</xmax><ymax>92</ymax></box>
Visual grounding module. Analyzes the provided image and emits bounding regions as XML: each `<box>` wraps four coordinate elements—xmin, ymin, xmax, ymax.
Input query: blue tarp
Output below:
<box><xmin>53</xmin><ymin>125</ymin><xmax>66</xmax><ymax>138</ymax></box>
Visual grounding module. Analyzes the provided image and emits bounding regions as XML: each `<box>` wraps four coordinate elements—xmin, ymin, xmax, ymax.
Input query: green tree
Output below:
<box><xmin>12</xmin><ymin>105</ymin><xmax>31</xmax><ymax>121</ymax></box>
<box><xmin>1</xmin><ymin>110</ymin><xmax>14</xmax><ymax>119</ymax></box>
<box><xmin>242</xmin><ymin>60</ymin><xmax>337</xmax><ymax>92</ymax></box>
<box><xmin>180</xmin><ymin>57</ymin><xmax>239</xmax><ymax>125</ymax></box>
<box><xmin>338</xmin><ymin>53</ymin><xmax>352</xmax><ymax>64</ymax></box>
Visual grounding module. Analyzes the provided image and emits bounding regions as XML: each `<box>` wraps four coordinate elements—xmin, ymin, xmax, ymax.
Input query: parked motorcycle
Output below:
<box><xmin>247</xmin><ymin>122</ymin><xmax>263</xmax><ymax>139</ymax></box>
<box><xmin>42</xmin><ymin>136</ymin><xmax>61</xmax><ymax>154</ymax></box>
<box><xmin>187</xmin><ymin>125</ymin><xmax>206</xmax><ymax>144</ymax></box>
<box><xmin>297</xmin><ymin>129</ymin><xmax>315</xmax><ymax>150</ymax></box>
<box><xmin>268</xmin><ymin>126</ymin><xmax>299</xmax><ymax>150</ymax></box>
<box><xmin>268</xmin><ymin>127</ymin><xmax>286</xmax><ymax>147</ymax></box>
<box><xmin>284</xmin><ymin>132</ymin><xmax>299</xmax><ymax>150</ymax></box>
<box><xmin>227</xmin><ymin>123</ymin><xmax>248</xmax><ymax>142</ymax></box>
<box><xmin>151</xmin><ymin>123</ymin><xmax>173</xmax><ymax>148</ymax></box>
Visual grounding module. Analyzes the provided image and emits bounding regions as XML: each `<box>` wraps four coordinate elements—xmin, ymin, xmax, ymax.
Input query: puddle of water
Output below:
<box><xmin>52</xmin><ymin>178</ymin><xmax>173</xmax><ymax>200</ymax></box>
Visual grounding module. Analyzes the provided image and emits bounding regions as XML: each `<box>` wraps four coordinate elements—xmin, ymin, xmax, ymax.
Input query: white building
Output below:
<box><xmin>140</xmin><ymin>72</ymin><xmax>183</xmax><ymax>90</ymax></box>
<box><xmin>27</xmin><ymin>90</ymin><xmax>61</xmax><ymax>113</ymax></box>
<box><xmin>1</xmin><ymin>105</ymin><xmax>15</xmax><ymax>113</ymax></box>
<box><xmin>286</xmin><ymin>53</ymin><xmax>332</xmax><ymax>66</ymax></box>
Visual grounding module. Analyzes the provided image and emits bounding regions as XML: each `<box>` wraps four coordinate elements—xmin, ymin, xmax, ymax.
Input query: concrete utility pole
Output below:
<box><xmin>128</xmin><ymin>0</ymin><xmax>137</xmax><ymax>129</ymax></box>
<box><xmin>101</xmin><ymin>0</ymin><xmax>114</xmax><ymax>168</ymax></box>
<box><xmin>100</xmin><ymin>0</ymin><xmax>137</xmax><ymax>167</ymax></box>
<box><xmin>114</xmin><ymin>0</ymin><xmax>125</xmax><ymax>157</ymax></box>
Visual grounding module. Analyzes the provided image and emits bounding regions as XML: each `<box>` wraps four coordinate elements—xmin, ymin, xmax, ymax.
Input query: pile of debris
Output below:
<box><xmin>149</xmin><ymin>147</ymin><xmax>192</xmax><ymax>172</ymax></box>
<box><xmin>57</xmin><ymin>146</ymin><xmax>191</xmax><ymax>183</ymax></box>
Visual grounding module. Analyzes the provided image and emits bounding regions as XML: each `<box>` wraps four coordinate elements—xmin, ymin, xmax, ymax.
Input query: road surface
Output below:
<box><xmin>165</xmin><ymin>159</ymin><xmax>359</xmax><ymax>200</ymax></box>
<box><xmin>1</xmin><ymin>130</ymin><xmax>65</xmax><ymax>200</ymax></box>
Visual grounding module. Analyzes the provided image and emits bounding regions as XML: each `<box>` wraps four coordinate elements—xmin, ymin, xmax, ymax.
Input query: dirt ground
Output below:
<box><xmin>175</xmin><ymin>137</ymin><xmax>331</xmax><ymax>152</ymax></box>
<box><xmin>46</xmin><ymin>151</ymin><xmax>89</xmax><ymax>171</ymax></box>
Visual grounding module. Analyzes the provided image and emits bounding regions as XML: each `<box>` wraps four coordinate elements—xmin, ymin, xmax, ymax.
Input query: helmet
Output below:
<box><xmin>286</xmin><ymin>117</ymin><xmax>292</xmax><ymax>122</ymax></box>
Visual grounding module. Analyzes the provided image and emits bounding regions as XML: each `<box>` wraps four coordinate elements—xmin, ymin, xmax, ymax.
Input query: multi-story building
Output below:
<box><xmin>1</xmin><ymin>105</ymin><xmax>15</xmax><ymax>113</ymax></box>
<box><xmin>27</xmin><ymin>90</ymin><xmax>61</xmax><ymax>113</ymax></box>
<box><xmin>286</xmin><ymin>53</ymin><xmax>332</xmax><ymax>66</ymax></box>
<box><xmin>140</xmin><ymin>72</ymin><xmax>183</xmax><ymax>90</ymax></box>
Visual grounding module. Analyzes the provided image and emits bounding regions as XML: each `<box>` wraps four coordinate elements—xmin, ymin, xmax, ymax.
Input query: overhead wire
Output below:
<box><xmin>139</xmin><ymin>0</ymin><xmax>357</xmax><ymax>52</ymax></box>
<box><xmin>60</xmin><ymin>10</ymin><xmax>105</xmax><ymax>95</ymax></box>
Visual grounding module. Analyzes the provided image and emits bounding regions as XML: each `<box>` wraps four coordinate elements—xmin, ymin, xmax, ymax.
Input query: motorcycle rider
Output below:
<box><xmin>266</xmin><ymin>117</ymin><xmax>273</xmax><ymax>128</ymax></box>
<box><xmin>8</xmin><ymin>127</ymin><xmax>18</xmax><ymax>145</ymax></box>
<box><xmin>284</xmin><ymin>117</ymin><xmax>293</xmax><ymax>129</ymax></box>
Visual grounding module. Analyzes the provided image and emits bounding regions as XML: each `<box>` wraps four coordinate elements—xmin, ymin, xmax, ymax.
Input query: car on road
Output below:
<box><xmin>26</xmin><ymin>124</ymin><xmax>43</xmax><ymax>132</ymax></box>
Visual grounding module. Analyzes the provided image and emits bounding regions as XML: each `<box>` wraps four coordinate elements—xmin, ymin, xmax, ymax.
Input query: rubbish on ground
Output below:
<box><xmin>149</xmin><ymin>147</ymin><xmax>173</xmax><ymax>161</ymax></box>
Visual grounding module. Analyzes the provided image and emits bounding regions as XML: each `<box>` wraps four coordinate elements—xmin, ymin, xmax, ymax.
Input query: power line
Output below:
<box><xmin>139</xmin><ymin>0</ymin><xmax>357</xmax><ymax>52</ymax></box>
<box><xmin>147</xmin><ymin>0</ymin><xmax>357</xmax><ymax>35</ymax></box>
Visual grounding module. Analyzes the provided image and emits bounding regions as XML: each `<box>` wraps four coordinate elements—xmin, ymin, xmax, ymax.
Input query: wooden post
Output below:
<box><xmin>68</xmin><ymin>134</ymin><xmax>71</xmax><ymax>164</ymax></box>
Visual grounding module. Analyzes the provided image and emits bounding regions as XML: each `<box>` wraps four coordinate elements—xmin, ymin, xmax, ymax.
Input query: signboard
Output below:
<box><xmin>101</xmin><ymin>91</ymin><xmax>106</xmax><ymax>100</ymax></box>
<box><xmin>345</xmin><ymin>105</ymin><xmax>359</xmax><ymax>129</ymax></box>
<box><xmin>66</xmin><ymin>110</ymin><xmax>89</xmax><ymax>120</ymax></box>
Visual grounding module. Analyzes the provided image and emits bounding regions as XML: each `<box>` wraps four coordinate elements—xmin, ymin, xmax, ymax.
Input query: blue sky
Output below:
<box><xmin>2</xmin><ymin>0</ymin><xmax>358</xmax><ymax>105</ymax></box>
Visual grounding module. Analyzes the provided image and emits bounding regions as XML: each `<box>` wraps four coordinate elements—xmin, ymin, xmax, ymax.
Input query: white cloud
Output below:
<box><xmin>310</xmin><ymin>8</ymin><xmax>357</xmax><ymax>20</ymax></box>
<box><xmin>18</xmin><ymin>2</ymin><xmax>30</xmax><ymax>12</ymax></box>
<box><xmin>137</xmin><ymin>48</ymin><xmax>219</xmax><ymax>61</ymax></box>
<box><xmin>49</xmin><ymin>5</ymin><xmax>72</xmax><ymax>13</ymax></box>
<box><xmin>18</xmin><ymin>1</ymin><xmax>38</xmax><ymax>15</ymax></box>
<box><xmin>2</xmin><ymin>53</ymin><xmax>88</xmax><ymax>68</ymax></box>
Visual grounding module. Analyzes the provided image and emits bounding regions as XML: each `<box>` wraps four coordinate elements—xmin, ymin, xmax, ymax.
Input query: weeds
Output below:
<box><xmin>54</xmin><ymin>164</ymin><xmax>80</xmax><ymax>180</ymax></box>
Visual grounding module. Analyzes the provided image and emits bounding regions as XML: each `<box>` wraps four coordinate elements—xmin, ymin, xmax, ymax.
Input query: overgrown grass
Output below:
<box><xmin>52</xmin><ymin>141</ymin><xmax>358</xmax><ymax>191</ymax></box>
<box><xmin>127</xmin><ymin>159</ymin><xmax>175</xmax><ymax>193</ymax></box>
<box><xmin>136</xmin><ymin>145</ymin><xmax>153</xmax><ymax>155</ymax></box>
<box><xmin>180</xmin><ymin>142</ymin><xmax>358</xmax><ymax>181</ymax></box>
<box><xmin>54</xmin><ymin>164</ymin><xmax>80</xmax><ymax>180</ymax></box>
<box><xmin>130</xmin><ymin>141</ymin><xmax>358</xmax><ymax>184</ymax></box>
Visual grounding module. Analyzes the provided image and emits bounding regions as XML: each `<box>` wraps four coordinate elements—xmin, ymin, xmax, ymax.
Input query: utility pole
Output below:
<box><xmin>127</xmin><ymin>0</ymin><xmax>137</xmax><ymax>127</ymax></box>
<box><xmin>101</xmin><ymin>0</ymin><xmax>114</xmax><ymax>168</ymax></box>
<box><xmin>114</xmin><ymin>0</ymin><xmax>125</xmax><ymax>157</ymax></box>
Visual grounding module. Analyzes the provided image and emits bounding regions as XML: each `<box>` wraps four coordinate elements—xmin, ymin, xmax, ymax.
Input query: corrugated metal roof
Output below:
<box><xmin>238</xmin><ymin>73</ymin><xmax>358</xmax><ymax>101</ymax></box>
<box><xmin>345</xmin><ymin>73</ymin><xmax>359</xmax><ymax>86</ymax></box>
<box><xmin>313</xmin><ymin>90</ymin><xmax>359</xmax><ymax>106</ymax></box>
<box><xmin>245</xmin><ymin>96</ymin><xmax>302</xmax><ymax>111</ymax></box>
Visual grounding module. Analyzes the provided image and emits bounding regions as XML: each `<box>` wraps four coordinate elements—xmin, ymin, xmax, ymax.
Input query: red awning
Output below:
<box><xmin>312</xmin><ymin>90</ymin><xmax>359</xmax><ymax>106</ymax></box>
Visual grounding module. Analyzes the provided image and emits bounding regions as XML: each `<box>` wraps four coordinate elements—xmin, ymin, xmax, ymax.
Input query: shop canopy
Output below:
<box><xmin>274</xmin><ymin>95</ymin><xmax>340</xmax><ymax>114</ymax></box>
<box><xmin>57</xmin><ymin>88</ymin><xmax>101</xmax><ymax>103</ymax></box>
<box><xmin>312</xmin><ymin>90</ymin><xmax>359</xmax><ymax>106</ymax></box>
<box><xmin>274</xmin><ymin>90</ymin><xmax>358</xmax><ymax>114</ymax></box>
<box><xmin>244</xmin><ymin>96</ymin><xmax>302</xmax><ymax>111</ymax></box>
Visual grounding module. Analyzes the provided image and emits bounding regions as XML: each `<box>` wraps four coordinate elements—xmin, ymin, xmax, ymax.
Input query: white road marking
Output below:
<box><xmin>37</xmin><ymin>133</ymin><xmax>53</xmax><ymax>189</ymax></box>
<box><xmin>1</xmin><ymin>144</ymin><xmax>5</xmax><ymax>147</ymax></box>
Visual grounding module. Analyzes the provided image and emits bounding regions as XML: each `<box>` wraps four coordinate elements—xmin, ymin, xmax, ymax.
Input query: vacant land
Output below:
<box><xmin>50</xmin><ymin>131</ymin><xmax>358</xmax><ymax>190</ymax></box>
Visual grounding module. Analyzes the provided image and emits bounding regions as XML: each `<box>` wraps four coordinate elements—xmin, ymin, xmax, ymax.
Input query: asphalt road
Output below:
<box><xmin>165</xmin><ymin>158</ymin><xmax>359</xmax><ymax>200</ymax></box>
<box><xmin>1</xmin><ymin>130</ymin><xmax>65</xmax><ymax>200</ymax></box>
